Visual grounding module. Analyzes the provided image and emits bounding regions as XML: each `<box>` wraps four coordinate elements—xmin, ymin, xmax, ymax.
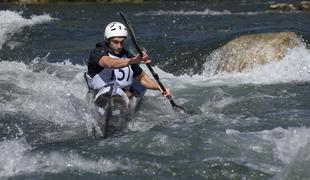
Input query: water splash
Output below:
<box><xmin>176</xmin><ymin>38</ymin><xmax>310</xmax><ymax>86</ymax></box>
<box><xmin>0</xmin><ymin>139</ymin><xmax>127</xmax><ymax>178</ymax></box>
<box><xmin>136</xmin><ymin>8</ymin><xmax>233</xmax><ymax>16</ymax></box>
<box><xmin>258</xmin><ymin>127</ymin><xmax>310</xmax><ymax>164</ymax></box>
<box><xmin>135</xmin><ymin>8</ymin><xmax>297</xmax><ymax>16</ymax></box>
<box><xmin>0</xmin><ymin>10</ymin><xmax>54</xmax><ymax>49</ymax></box>
<box><xmin>223</xmin><ymin>126</ymin><xmax>310</xmax><ymax>174</ymax></box>
<box><xmin>0</xmin><ymin>59</ymin><xmax>96</xmax><ymax>142</ymax></box>
<box><xmin>206</xmin><ymin>46</ymin><xmax>310</xmax><ymax>85</ymax></box>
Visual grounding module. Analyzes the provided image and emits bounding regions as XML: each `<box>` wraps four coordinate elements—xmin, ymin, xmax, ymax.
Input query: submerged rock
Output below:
<box><xmin>208</xmin><ymin>32</ymin><xmax>304</xmax><ymax>74</ymax></box>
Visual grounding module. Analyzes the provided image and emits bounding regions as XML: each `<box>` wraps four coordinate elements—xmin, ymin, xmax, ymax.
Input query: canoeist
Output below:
<box><xmin>85</xmin><ymin>22</ymin><xmax>171</xmax><ymax>107</ymax></box>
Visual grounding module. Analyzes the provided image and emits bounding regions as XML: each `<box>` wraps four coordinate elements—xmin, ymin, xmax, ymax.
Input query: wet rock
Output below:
<box><xmin>270</xmin><ymin>1</ymin><xmax>310</xmax><ymax>11</ymax></box>
<box><xmin>208</xmin><ymin>32</ymin><xmax>304</xmax><ymax>74</ymax></box>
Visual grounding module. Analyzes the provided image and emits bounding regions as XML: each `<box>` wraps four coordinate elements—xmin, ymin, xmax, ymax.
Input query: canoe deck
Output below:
<box><xmin>84</xmin><ymin>74</ymin><xmax>146</xmax><ymax>138</ymax></box>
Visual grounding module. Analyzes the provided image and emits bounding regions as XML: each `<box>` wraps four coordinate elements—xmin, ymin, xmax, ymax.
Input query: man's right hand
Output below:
<box><xmin>161</xmin><ymin>87</ymin><xmax>172</xmax><ymax>100</ymax></box>
<box><xmin>129</xmin><ymin>52</ymin><xmax>151</xmax><ymax>64</ymax></box>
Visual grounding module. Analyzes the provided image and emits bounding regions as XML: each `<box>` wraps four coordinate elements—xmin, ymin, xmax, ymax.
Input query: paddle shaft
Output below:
<box><xmin>119</xmin><ymin>12</ymin><xmax>181</xmax><ymax>108</ymax></box>
<box><xmin>130</xmin><ymin>32</ymin><xmax>169</xmax><ymax>94</ymax></box>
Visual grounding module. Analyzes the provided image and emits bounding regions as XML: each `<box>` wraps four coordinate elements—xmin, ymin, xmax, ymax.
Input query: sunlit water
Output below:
<box><xmin>1</xmin><ymin>1</ymin><xmax>310</xmax><ymax>179</ymax></box>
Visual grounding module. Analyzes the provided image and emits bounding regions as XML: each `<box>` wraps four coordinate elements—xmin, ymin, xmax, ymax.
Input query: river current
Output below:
<box><xmin>1</xmin><ymin>1</ymin><xmax>310</xmax><ymax>179</ymax></box>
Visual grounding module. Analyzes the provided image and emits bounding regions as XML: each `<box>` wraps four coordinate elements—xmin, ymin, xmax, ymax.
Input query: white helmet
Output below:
<box><xmin>104</xmin><ymin>22</ymin><xmax>128</xmax><ymax>39</ymax></box>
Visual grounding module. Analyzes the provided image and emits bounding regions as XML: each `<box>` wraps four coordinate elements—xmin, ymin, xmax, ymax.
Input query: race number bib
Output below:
<box><xmin>114</xmin><ymin>66</ymin><xmax>133</xmax><ymax>87</ymax></box>
<box><xmin>108</xmin><ymin>53</ymin><xmax>134</xmax><ymax>88</ymax></box>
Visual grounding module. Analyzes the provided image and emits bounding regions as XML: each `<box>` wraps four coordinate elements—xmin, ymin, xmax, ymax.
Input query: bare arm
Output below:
<box><xmin>136</xmin><ymin>71</ymin><xmax>172</xmax><ymax>99</ymax></box>
<box><xmin>98</xmin><ymin>53</ymin><xmax>151</xmax><ymax>69</ymax></box>
<box><xmin>98</xmin><ymin>56</ymin><xmax>137</xmax><ymax>69</ymax></box>
<box><xmin>135</xmin><ymin>71</ymin><xmax>160</xmax><ymax>90</ymax></box>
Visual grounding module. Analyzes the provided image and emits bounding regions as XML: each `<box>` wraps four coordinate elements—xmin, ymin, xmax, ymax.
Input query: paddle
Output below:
<box><xmin>103</xmin><ymin>98</ymin><xmax>112</xmax><ymax>138</ymax></box>
<box><xmin>119</xmin><ymin>12</ymin><xmax>190</xmax><ymax>114</ymax></box>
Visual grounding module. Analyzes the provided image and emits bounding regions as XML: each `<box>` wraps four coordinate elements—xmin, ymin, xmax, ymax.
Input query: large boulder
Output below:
<box><xmin>208</xmin><ymin>32</ymin><xmax>304</xmax><ymax>74</ymax></box>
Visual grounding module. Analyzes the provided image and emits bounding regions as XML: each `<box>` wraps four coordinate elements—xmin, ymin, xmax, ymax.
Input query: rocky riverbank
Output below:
<box><xmin>270</xmin><ymin>1</ymin><xmax>310</xmax><ymax>11</ymax></box>
<box><xmin>2</xmin><ymin>0</ymin><xmax>144</xmax><ymax>4</ymax></box>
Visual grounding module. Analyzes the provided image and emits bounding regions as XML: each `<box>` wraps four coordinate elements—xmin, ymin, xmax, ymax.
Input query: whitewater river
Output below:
<box><xmin>1</xmin><ymin>1</ymin><xmax>310</xmax><ymax>179</ymax></box>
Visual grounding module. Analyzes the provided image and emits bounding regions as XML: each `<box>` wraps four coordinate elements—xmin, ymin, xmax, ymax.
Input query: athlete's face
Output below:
<box><xmin>109</xmin><ymin>37</ymin><xmax>126</xmax><ymax>54</ymax></box>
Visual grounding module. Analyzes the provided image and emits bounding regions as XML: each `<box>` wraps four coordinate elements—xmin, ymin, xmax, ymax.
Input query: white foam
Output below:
<box><xmin>136</xmin><ymin>8</ymin><xmax>232</xmax><ymax>16</ymax></box>
<box><xmin>226</xmin><ymin>126</ymin><xmax>310</xmax><ymax>165</ymax></box>
<box><xmin>180</xmin><ymin>45</ymin><xmax>310</xmax><ymax>86</ymax></box>
<box><xmin>0</xmin><ymin>139</ymin><xmax>127</xmax><ymax>178</ymax></box>
<box><xmin>140</xmin><ymin>65</ymin><xmax>185</xmax><ymax>94</ymax></box>
<box><xmin>135</xmin><ymin>9</ymin><xmax>294</xmax><ymax>16</ymax></box>
<box><xmin>0</xmin><ymin>60</ymin><xmax>93</xmax><ymax>128</ymax></box>
<box><xmin>0</xmin><ymin>59</ymin><xmax>180</xmax><ymax>138</ymax></box>
<box><xmin>0</xmin><ymin>10</ymin><xmax>54</xmax><ymax>49</ymax></box>
<box><xmin>258</xmin><ymin>127</ymin><xmax>310</xmax><ymax>164</ymax></box>
<box><xmin>236</xmin><ymin>46</ymin><xmax>310</xmax><ymax>84</ymax></box>
<box><xmin>221</xmin><ymin>126</ymin><xmax>310</xmax><ymax>174</ymax></box>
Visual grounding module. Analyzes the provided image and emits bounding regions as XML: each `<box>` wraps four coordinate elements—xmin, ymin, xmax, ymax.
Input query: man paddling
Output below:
<box><xmin>86</xmin><ymin>22</ymin><xmax>171</xmax><ymax>105</ymax></box>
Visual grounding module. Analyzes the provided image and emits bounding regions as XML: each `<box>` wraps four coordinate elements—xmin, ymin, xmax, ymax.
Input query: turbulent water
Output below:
<box><xmin>1</xmin><ymin>1</ymin><xmax>310</xmax><ymax>179</ymax></box>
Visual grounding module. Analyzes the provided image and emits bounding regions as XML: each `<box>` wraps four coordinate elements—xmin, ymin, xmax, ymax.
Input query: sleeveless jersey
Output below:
<box><xmin>87</xmin><ymin>42</ymin><xmax>143</xmax><ymax>89</ymax></box>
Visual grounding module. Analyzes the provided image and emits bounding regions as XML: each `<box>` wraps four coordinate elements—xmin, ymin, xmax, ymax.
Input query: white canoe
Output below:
<box><xmin>84</xmin><ymin>73</ymin><xmax>146</xmax><ymax>138</ymax></box>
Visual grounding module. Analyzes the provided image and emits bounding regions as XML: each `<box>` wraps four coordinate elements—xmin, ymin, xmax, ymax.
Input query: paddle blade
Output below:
<box><xmin>169</xmin><ymin>99</ymin><xmax>193</xmax><ymax>114</ymax></box>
